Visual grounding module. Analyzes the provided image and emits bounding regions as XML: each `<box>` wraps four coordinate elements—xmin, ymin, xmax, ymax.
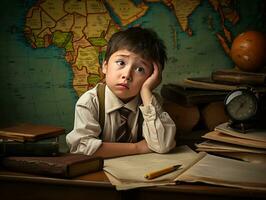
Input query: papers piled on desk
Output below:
<box><xmin>103</xmin><ymin>145</ymin><xmax>199</xmax><ymax>190</ymax></box>
<box><xmin>104</xmin><ymin>145</ymin><xmax>266</xmax><ymax>191</ymax></box>
<box><xmin>196</xmin><ymin>122</ymin><xmax>266</xmax><ymax>163</ymax></box>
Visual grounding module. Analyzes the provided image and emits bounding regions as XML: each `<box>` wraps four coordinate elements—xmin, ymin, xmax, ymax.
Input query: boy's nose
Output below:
<box><xmin>122</xmin><ymin>67</ymin><xmax>132</xmax><ymax>81</ymax></box>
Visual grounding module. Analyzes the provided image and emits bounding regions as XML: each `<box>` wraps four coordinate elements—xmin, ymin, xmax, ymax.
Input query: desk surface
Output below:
<box><xmin>0</xmin><ymin>169</ymin><xmax>265</xmax><ymax>200</ymax></box>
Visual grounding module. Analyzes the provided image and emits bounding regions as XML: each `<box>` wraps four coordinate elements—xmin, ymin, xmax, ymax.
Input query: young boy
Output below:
<box><xmin>66</xmin><ymin>27</ymin><xmax>176</xmax><ymax>158</ymax></box>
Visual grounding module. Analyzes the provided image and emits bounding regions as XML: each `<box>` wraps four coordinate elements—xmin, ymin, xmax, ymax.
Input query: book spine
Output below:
<box><xmin>1</xmin><ymin>158</ymin><xmax>68</xmax><ymax>178</ymax></box>
<box><xmin>184</xmin><ymin>78</ymin><xmax>238</xmax><ymax>91</ymax></box>
<box><xmin>212</xmin><ymin>71</ymin><xmax>266</xmax><ymax>85</ymax></box>
<box><xmin>0</xmin><ymin>141</ymin><xmax>59</xmax><ymax>156</ymax></box>
<box><xmin>1</xmin><ymin>155</ymin><xmax>104</xmax><ymax>178</ymax></box>
<box><xmin>161</xmin><ymin>84</ymin><xmax>227</xmax><ymax>106</ymax></box>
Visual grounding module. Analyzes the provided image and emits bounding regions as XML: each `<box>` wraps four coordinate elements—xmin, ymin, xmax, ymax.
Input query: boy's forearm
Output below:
<box><xmin>140</xmin><ymin>62</ymin><xmax>162</xmax><ymax>105</ymax></box>
<box><xmin>93</xmin><ymin>142</ymin><xmax>137</xmax><ymax>158</ymax></box>
<box><xmin>93</xmin><ymin>139</ymin><xmax>152</xmax><ymax>158</ymax></box>
<box><xmin>140</xmin><ymin>87</ymin><xmax>153</xmax><ymax>106</ymax></box>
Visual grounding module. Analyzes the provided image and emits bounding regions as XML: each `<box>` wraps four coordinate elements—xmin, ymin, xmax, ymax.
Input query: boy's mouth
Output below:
<box><xmin>116</xmin><ymin>83</ymin><xmax>129</xmax><ymax>89</ymax></box>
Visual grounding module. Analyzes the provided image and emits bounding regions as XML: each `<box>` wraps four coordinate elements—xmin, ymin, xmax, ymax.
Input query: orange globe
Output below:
<box><xmin>230</xmin><ymin>31</ymin><xmax>266</xmax><ymax>72</ymax></box>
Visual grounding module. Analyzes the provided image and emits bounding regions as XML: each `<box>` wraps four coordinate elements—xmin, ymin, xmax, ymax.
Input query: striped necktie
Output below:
<box><xmin>116</xmin><ymin>107</ymin><xmax>132</xmax><ymax>142</ymax></box>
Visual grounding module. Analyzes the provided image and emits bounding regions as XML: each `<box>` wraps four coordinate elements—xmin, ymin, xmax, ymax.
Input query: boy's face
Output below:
<box><xmin>102</xmin><ymin>49</ymin><xmax>153</xmax><ymax>102</ymax></box>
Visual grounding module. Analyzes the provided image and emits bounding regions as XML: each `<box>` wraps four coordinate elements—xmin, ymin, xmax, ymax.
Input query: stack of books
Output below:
<box><xmin>161</xmin><ymin>69</ymin><xmax>266</xmax><ymax>133</ymax></box>
<box><xmin>0</xmin><ymin>123</ymin><xmax>65</xmax><ymax>156</ymax></box>
<box><xmin>0</xmin><ymin>123</ymin><xmax>104</xmax><ymax>178</ymax></box>
<box><xmin>183</xmin><ymin>68</ymin><xmax>266</xmax><ymax>91</ymax></box>
<box><xmin>161</xmin><ymin>83</ymin><xmax>228</xmax><ymax>106</ymax></box>
<box><xmin>161</xmin><ymin>69</ymin><xmax>266</xmax><ymax>106</ymax></box>
<box><xmin>196</xmin><ymin>122</ymin><xmax>266</xmax><ymax>163</ymax></box>
<box><xmin>1</xmin><ymin>153</ymin><xmax>104</xmax><ymax>178</ymax></box>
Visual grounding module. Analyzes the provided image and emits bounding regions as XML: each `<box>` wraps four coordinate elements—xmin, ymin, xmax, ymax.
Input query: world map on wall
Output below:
<box><xmin>0</xmin><ymin>0</ymin><xmax>265</xmax><ymax>137</ymax></box>
<box><xmin>24</xmin><ymin>0</ymin><xmax>239</xmax><ymax>96</ymax></box>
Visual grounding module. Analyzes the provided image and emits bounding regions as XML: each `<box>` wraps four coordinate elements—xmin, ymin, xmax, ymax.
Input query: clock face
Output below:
<box><xmin>225</xmin><ymin>90</ymin><xmax>258</xmax><ymax>122</ymax></box>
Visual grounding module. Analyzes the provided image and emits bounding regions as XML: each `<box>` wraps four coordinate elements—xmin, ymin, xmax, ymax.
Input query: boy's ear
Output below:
<box><xmin>102</xmin><ymin>61</ymin><xmax>107</xmax><ymax>74</ymax></box>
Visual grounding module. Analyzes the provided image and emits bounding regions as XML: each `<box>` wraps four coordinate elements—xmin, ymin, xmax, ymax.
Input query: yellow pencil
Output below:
<box><xmin>144</xmin><ymin>164</ymin><xmax>182</xmax><ymax>180</ymax></box>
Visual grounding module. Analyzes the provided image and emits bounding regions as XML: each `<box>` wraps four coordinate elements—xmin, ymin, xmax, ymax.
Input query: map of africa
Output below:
<box><xmin>0</xmin><ymin>0</ymin><xmax>265</xmax><ymax>143</ymax></box>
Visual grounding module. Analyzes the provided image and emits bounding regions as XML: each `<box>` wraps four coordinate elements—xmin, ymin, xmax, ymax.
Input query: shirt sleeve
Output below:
<box><xmin>66</xmin><ymin>90</ymin><xmax>102</xmax><ymax>156</ymax></box>
<box><xmin>139</xmin><ymin>94</ymin><xmax>176</xmax><ymax>153</ymax></box>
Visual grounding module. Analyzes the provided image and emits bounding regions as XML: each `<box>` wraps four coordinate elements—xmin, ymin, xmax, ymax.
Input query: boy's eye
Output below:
<box><xmin>135</xmin><ymin>67</ymin><xmax>145</xmax><ymax>73</ymax></box>
<box><xmin>116</xmin><ymin>60</ymin><xmax>125</xmax><ymax>66</ymax></box>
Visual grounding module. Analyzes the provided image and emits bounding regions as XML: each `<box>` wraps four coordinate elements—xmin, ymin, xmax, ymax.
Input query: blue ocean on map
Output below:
<box><xmin>0</xmin><ymin>0</ymin><xmax>77</xmax><ymax>133</ymax></box>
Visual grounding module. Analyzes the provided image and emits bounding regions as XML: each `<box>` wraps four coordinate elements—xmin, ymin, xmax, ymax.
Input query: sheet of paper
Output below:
<box><xmin>214</xmin><ymin>152</ymin><xmax>266</xmax><ymax>164</ymax></box>
<box><xmin>196</xmin><ymin>140</ymin><xmax>266</xmax><ymax>153</ymax></box>
<box><xmin>176</xmin><ymin>153</ymin><xmax>266</xmax><ymax>191</ymax></box>
<box><xmin>215</xmin><ymin>122</ymin><xmax>266</xmax><ymax>142</ymax></box>
<box><xmin>203</xmin><ymin>131</ymin><xmax>266</xmax><ymax>149</ymax></box>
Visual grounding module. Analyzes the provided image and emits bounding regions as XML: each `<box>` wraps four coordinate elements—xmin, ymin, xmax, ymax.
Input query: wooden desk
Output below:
<box><xmin>0</xmin><ymin>170</ymin><xmax>265</xmax><ymax>200</ymax></box>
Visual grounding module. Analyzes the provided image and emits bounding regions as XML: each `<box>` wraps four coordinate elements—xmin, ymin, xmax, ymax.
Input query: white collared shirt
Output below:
<box><xmin>66</xmin><ymin>84</ymin><xmax>176</xmax><ymax>155</ymax></box>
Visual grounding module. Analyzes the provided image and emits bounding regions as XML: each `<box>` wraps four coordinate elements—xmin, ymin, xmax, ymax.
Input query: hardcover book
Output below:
<box><xmin>183</xmin><ymin>77</ymin><xmax>239</xmax><ymax>91</ymax></box>
<box><xmin>0</xmin><ymin>140</ymin><xmax>60</xmax><ymax>156</ymax></box>
<box><xmin>1</xmin><ymin>153</ymin><xmax>104</xmax><ymax>178</ymax></box>
<box><xmin>0</xmin><ymin>123</ymin><xmax>65</xmax><ymax>142</ymax></box>
<box><xmin>161</xmin><ymin>83</ymin><xmax>227</xmax><ymax>106</ymax></box>
<box><xmin>183</xmin><ymin>77</ymin><xmax>266</xmax><ymax>92</ymax></box>
<box><xmin>211</xmin><ymin>69</ymin><xmax>266</xmax><ymax>85</ymax></box>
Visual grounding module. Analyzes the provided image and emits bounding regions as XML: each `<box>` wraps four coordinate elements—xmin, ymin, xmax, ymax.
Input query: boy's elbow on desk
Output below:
<box><xmin>148</xmin><ymin>140</ymin><xmax>176</xmax><ymax>154</ymax></box>
<box><xmin>146</xmin><ymin>128</ymin><xmax>176</xmax><ymax>153</ymax></box>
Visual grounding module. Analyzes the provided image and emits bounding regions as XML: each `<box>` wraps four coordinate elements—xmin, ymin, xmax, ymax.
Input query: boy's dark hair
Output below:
<box><xmin>104</xmin><ymin>27</ymin><xmax>167</xmax><ymax>70</ymax></box>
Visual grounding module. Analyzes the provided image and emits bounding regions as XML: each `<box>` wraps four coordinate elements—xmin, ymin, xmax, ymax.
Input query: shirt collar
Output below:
<box><xmin>105</xmin><ymin>85</ymin><xmax>140</xmax><ymax>114</ymax></box>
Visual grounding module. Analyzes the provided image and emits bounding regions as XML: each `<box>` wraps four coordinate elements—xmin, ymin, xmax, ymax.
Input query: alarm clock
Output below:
<box><xmin>224</xmin><ymin>86</ymin><xmax>266</xmax><ymax>132</ymax></box>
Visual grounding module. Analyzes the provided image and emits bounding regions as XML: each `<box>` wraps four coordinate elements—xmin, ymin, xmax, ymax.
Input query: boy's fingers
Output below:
<box><xmin>153</xmin><ymin>62</ymin><xmax>162</xmax><ymax>80</ymax></box>
<box><xmin>152</xmin><ymin>62</ymin><xmax>159</xmax><ymax>75</ymax></box>
<box><xmin>154</xmin><ymin>62</ymin><xmax>162</xmax><ymax>72</ymax></box>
